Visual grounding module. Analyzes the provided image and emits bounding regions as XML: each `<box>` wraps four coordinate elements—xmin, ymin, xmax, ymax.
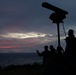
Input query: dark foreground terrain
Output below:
<box><xmin>0</xmin><ymin>56</ymin><xmax>76</xmax><ymax>75</ymax></box>
<box><xmin>0</xmin><ymin>63</ymin><xmax>42</xmax><ymax>75</ymax></box>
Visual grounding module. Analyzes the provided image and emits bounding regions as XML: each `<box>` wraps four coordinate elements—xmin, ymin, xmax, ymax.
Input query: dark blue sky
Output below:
<box><xmin>0</xmin><ymin>0</ymin><xmax>76</xmax><ymax>53</ymax></box>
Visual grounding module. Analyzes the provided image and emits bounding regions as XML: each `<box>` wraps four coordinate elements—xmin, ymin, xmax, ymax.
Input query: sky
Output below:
<box><xmin>0</xmin><ymin>0</ymin><xmax>76</xmax><ymax>53</ymax></box>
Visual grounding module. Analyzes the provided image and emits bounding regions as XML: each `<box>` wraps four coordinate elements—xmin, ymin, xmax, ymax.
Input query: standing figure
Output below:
<box><xmin>36</xmin><ymin>45</ymin><xmax>50</xmax><ymax>65</ymax></box>
<box><xmin>65</xmin><ymin>29</ymin><xmax>76</xmax><ymax>56</ymax></box>
<box><xmin>49</xmin><ymin>45</ymin><xmax>56</xmax><ymax>56</ymax></box>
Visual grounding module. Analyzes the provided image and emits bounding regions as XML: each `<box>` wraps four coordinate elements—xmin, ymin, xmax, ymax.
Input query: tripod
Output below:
<box><xmin>42</xmin><ymin>2</ymin><xmax>68</xmax><ymax>52</ymax></box>
<box><xmin>49</xmin><ymin>12</ymin><xmax>66</xmax><ymax>53</ymax></box>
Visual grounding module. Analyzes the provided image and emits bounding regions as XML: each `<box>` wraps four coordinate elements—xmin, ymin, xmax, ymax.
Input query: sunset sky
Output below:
<box><xmin>0</xmin><ymin>0</ymin><xmax>76</xmax><ymax>53</ymax></box>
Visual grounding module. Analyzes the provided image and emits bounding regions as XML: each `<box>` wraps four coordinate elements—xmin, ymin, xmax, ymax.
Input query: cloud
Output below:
<box><xmin>0</xmin><ymin>31</ymin><xmax>56</xmax><ymax>52</ymax></box>
<box><xmin>0</xmin><ymin>0</ymin><xmax>76</xmax><ymax>52</ymax></box>
<box><xmin>0</xmin><ymin>32</ymin><xmax>52</xmax><ymax>39</ymax></box>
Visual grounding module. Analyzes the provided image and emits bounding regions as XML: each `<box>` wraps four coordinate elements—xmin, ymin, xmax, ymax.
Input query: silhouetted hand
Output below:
<box><xmin>36</xmin><ymin>50</ymin><xmax>39</xmax><ymax>53</ymax></box>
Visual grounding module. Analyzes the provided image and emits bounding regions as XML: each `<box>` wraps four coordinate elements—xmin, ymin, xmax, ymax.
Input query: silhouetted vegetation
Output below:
<box><xmin>0</xmin><ymin>63</ymin><xmax>42</xmax><ymax>75</ymax></box>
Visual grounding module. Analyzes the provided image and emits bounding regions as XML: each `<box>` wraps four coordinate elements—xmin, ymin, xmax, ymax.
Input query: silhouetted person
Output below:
<box><xmin>57</xmin><ymin>46</ymin><xmax>64</xmax><ymax>56</ymax></box>
<box><xmin>49</xmin><ymin>45</ymin><xmax>56</xmax><ymax>56</ymax></box>
<box><xmin>65</xmin><ymin>29</ymin><xmax>76</xmax><ymax>56</ymax></box>
<box><xmin>36</xmin><ymin>45</ymin><xmax>50</xmax><ymax>75</ymax></box>
<box><xmin>36</xmin><ymin>45</ymin><xmax>50</xmax><ymax>65</ymax></box>
<box><xmin>64</xmin><ymin>29</ymin><xmax>76</xmax><ymax>75</ymax></box>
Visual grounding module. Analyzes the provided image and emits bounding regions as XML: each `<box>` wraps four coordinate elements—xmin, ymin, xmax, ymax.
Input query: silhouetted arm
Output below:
<box><xmin>65</xmin><ymin>37</ymin><xmax>69</xmax><ymax>44</ymax></box>
<box><xmin>36</xmin><ymin>50</ymin><xmax>43</xmax><ymax>56</ymax></box>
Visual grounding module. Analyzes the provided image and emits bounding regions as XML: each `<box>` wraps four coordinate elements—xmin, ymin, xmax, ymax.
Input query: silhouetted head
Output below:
<box><xmin>68</xmin><ymin>29</ymin><xmax>74</xmax><ymax>37</ymax></box>
<box><xmin>49</xmin><ymin>45</ymin><xmax>53</xmax><ymax>49</ymax></box>
<box><xmin>49</xmin><ymin>45</ymin><xmax>55</xmax><ymax>51</ymax></box>
<box><xmin>44</xmin><ymin>45</ymin><xmax>48</xmax><ymax>51</ymax></box>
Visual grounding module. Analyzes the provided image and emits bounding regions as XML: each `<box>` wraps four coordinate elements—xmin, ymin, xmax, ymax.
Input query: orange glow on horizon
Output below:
<box><xmin>0</xmin><ymin>45</ymin><xmax>21</xmax><ymax>49</ymax></box>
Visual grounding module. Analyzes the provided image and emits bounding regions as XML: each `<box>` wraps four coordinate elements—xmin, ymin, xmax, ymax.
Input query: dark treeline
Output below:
<box><xmin>0</xmin><ymin>63</ymin><xmax>42</xmax><ymax>75</ymax></box>
<box><xmin>0</xmin><ymin>63</ymin><xmax>42</xmax><ymax>70</ymax></box>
